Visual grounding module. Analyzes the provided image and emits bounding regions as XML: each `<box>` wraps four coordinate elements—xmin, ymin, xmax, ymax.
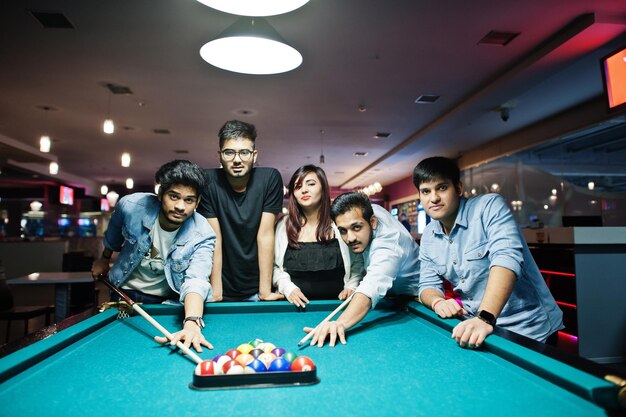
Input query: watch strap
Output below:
<box><xmin>183</xmin><ymin>316</ymin><xmax>205</xmax><ymax>329</ymax></box>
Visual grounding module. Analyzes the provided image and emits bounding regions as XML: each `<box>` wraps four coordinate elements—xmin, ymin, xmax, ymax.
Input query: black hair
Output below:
<box><xmin>218</xmin><ymin>120</ymin><xmax>257</xmax><ymax>149</ymax></box>
<box><xmin>155</xmin><ymin>160</ymin><xmax>205</xmax><ymax>196</ymax></box>
<box><xmin>412</xmin><ymin>156</ymin><xmax>461</xmax><ymax>189</ymax></box>
<box><xmin>330</xmin><ymin>192</ymin><xmax>374</xmax><ymax>222</ymax></box>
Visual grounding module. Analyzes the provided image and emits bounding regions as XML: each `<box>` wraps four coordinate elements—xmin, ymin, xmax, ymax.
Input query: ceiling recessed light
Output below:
<box><xmin>414</xmin><ymin>95</ymin><xmax>440</xmax><ymax>104</ymax></box>
<box><xmin>478</xmin><ymin>31</ymin><xmax>520</xmax><ymax>46</ymax></box>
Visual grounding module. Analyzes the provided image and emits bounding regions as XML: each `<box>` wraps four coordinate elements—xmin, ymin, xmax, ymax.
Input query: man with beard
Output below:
<box><xmin>198</xmin><ymin>120</ymin><xmax>284</xmax><ymax>302</ymax></box>
<box><xmin>91</xmin><ymin>159</ymin><xmax>215</xmax><ymax>352</ymax></box>
<box><xmin>303</xmin><ymin>192</ymin><xmax>420</xmax><ymax>347</ymax></box>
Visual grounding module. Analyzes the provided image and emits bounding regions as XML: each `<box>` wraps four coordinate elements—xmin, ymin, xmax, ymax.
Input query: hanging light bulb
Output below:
<box><xmin>100</xmin><ymin>185</ymin><xmax>109</xmax><ymax>195</ymax></box>
<box><xmin>126</xmin><ymin>178</ymin><xmax>134</xmax><ymax>189</ymax></box>
<box><xmin>103</xmin><ymin>89</ymin><xmax>114</xmax><ymax>134</ymax></box>
<box><xmin>103</xmin><ymin>119</ymin><xmax>115</xmax><ymax>134</ymax></box>
<box><xmin>587</xmin><ymin>181</ymin><xmax>595</xmax><ymax>191</ymax></box>
<box><xmin>106</xmin><ymin>191</ymin><xmax>119</xmax><ymax>207</ymax></box>
<box><xmin>121</xmin><ymin>152</ymin><xmax>131</xmax><ymax>167</ymax></box>
<box><xmin>39</xmin><ymin>135</ymin><xmax>51</xmax><ymax>153</ymax></box>
<box><xmin>49</xmin><ymin>162</ymin><xmax>59</xmax><ymax>175</ymax></box>
<box><xmin>195</xmin><ymin>0</ymin><xmax>310</xmax><ymax>17</ymax></box>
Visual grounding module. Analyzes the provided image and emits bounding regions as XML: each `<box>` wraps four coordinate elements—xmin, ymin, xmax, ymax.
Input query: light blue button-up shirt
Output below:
<box><xmin>104</xmin><ymin>193</ymin><xmax>215</xmax><ymax>303</ymax></box>
<box><xmin>356</xmin><ymin>205</ymin><xmax>420</xmax><ymax>308</ymax></box>
<box><xmin>418</xmin><ymin>194</ymin><xmax>563</xmax><ymax>342</ymax></box>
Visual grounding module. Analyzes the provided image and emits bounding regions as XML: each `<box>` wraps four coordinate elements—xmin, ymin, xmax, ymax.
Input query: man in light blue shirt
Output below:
<box><xmin>304</xmin><ymin>192</ymin><xmax>420</xmax><ymax>347</ymax></box>
<box><xmin>413</xmin><ymin>156</ymin><xmax>563</xmax><ymax>348</ymax></box>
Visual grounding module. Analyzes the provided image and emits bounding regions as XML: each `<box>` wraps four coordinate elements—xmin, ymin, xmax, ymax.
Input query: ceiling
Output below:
<box><xmin>1</xmin><ymin>0</ymin><xmax>626</xmax><ymax>197</ymax></box>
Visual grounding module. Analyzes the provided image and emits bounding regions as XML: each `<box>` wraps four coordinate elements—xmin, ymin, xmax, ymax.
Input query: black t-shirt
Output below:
<box><xmin>198</xmin><ymin>167</ymin><xmax>283</xmax><ymax>299</ymax></box>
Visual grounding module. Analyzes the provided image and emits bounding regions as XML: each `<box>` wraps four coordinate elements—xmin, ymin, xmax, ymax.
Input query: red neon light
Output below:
<box><xmin>558</xmin><ymin>331</ymin><xmax>578</xmax><ymax>342</ymax></box>
<box><xmin>539</xmin><ymin>270</ymin><xmax>575</xmax><ymax>277</ymax></box>
<box><xmin>556</xmin><ymin>301</ymin><xmax>577</xmax><ymax>309</ymax></box>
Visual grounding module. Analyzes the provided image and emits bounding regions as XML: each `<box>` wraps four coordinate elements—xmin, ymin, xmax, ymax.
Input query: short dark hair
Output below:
<box><xmin>218</xmin><ymin>120</ymin><xmax>257</xmax><ymax>149</ymax></box>
<box><xmin>413</xmin><ymin>156</ymin><xmax>460</xmax><ymax>189</ymax></box>
<box><xmin>330</xmin><ymin>192</ymin><xmax>374</xmax><ymax>222</ymax></box>
<box><xmin>155</xmin><ymin>160</ymin><xmax>205</xmax><ymax>196</ymax></box>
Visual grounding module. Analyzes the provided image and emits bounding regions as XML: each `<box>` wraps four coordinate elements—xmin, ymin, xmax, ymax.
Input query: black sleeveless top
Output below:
<box><xmin>283</xmin><ymin>239</ymin><xmax>345</xmax><ymax>299</ymax></box>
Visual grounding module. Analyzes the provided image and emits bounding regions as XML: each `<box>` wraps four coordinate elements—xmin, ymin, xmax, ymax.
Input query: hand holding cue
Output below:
<box><xmin>99</xmin><ymin>277</ymin><xmax>204</xmax><ymax>364</ymax></box>
<box><xmin>298</xmin><ymin>293</ymin><xmax>354</xmax><ymax>346</ymax></box>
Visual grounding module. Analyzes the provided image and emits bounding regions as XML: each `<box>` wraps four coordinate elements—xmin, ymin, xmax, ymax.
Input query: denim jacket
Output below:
<box><xmin>418</xmin><ymin>194</ymin><xmax>563</xmax><ymax>341</ymax></box>
<box><xmin>104</xmin><ymin>193</ymin><xmax>215</xmax><ymax>302</ymax></box>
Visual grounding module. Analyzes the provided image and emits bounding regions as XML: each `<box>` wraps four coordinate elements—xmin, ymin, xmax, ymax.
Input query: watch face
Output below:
<box><xmin>478</xmin><ymin>310</ymin><xmax>496</xmax><ymax>326</ymax></box>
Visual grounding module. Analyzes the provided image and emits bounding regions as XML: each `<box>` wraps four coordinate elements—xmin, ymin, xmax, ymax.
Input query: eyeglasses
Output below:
<box><xmin>221</xmin><ymin>148</ymin><xmax>254</xmax><ymax>161</ymax></box>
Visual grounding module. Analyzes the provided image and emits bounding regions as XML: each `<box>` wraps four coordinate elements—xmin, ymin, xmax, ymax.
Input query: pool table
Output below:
<box><xmin>0</xmin><ymin>300</ymin><xmax>623</xmax><ymax>417</ymax></box>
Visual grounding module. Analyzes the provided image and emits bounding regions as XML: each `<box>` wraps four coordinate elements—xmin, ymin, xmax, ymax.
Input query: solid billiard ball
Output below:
<box><xmin>290</xmin><ymin>356</ymin><xmax>315</xmax><ymax>372</ymax></box>
<box><xmin>271</xmin><ymin>347</ymin><xmax>286</xmax><ymax>357</ymax></box>
<box><xmin>249</xmin><ymin>348</ymin><xmax>264</xmax><ymax>358</ymax></box>
<box><xmin>268</xmin><ymin>357</ymin><xmax>291</xmax><ymax>372</ymax></box>
<box><xmin>194</xmin><ymin>360</ymin><xmax>220</xmax><ymax>376</ymax></box>
<box><xmin>225</xmin><ymin>349</ymin><xmax>240</xmax><ymax>359</ymax></box>
<box><xmin>248</xmin><ymin>338</ymin><xmax>264</xmax><ymax>347</ymax></box>
<box><xmin>246</xmin><ymin>359</ymin><xmax>267</xmax><ymax>373</ymax></box>
<box><xmin>237</xmin><ymin>343</ymin><xmax>254</xmax><ymax>354</ymax></box>
<box><xmin>258</xmin><ymin>352</ymin><xmax>277</xmax><ymax>367</ymax></box>
<box><xmin>235</xmin><ymin>353</ymin><xmax>254</xmax><ymax>367</ymax></box>
<box><xmin>282</xmin><ymin>352</ymin><xmax>297</xmax><ymax>363</ymax></box>
<box><xmin>222</xmin><ymin>359</ymin><xmax>245</xmax><ymax>375</ymax></box>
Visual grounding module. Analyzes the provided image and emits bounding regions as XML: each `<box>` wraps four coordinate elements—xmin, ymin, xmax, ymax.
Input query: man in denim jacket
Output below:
<box><xmin>414</xmin><ymin>157</ymin><xmax>563</xmax><ymax>349</ymax></box>
<box><xmin>91</xmin><ymin>160</ymin><xmax>216</xmax><ymax>353</ymax></box>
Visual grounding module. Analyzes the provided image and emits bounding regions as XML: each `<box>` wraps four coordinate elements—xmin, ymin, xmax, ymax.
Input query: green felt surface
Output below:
<box><xmin>0</xmin><ymin>301</ymin><xmax>616</xmax><ymax>417</ymax></box>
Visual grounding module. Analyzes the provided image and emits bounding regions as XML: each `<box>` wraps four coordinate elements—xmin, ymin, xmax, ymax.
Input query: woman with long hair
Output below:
<box><xmin>273</xmin><ymin>165</ymin><xmax>363</xmax><ymax>307</ymax></box>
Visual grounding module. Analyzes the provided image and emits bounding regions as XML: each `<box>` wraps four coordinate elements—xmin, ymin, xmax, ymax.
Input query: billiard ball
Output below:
<box><xmin>249</xmin><ymin>348</ymin><xmax>264</xmax><ymax>358</ymax></box>
<box><xmin>194</xmin><ymin>360</ymin><xmax>220</xmax><ymax>376</ymax></box>
<box><xmin>248</xmin><ymin>338</ymin><xmax>264</xmax><ymax>347</ymax></box>
<box><xmin>225</xmin><ymin>348</ymin><xmax>240</xmax><ymax>359</ymax></box>
<box><xmin>257</xmin><ymin>352</ymin><xmax>277</xmax><ymax>368</ymax></box>
<box><xmin>237</xmin><ymin>343</ymin><xmax>254</xmax><ymax>354</ymax></box>
<box><xmin>282</xmin><ymin>352</ymin><xmax>297</xmax><ymax>363</ymax></box>
<box><xmin>246</xmin><ymin>358</ymin><xmax>267</xmax><ymax>373</ymax></box>
<box><xmin>235</xmin><ymin>353</ymin><xmax>254</xmax><ymax>367</ymax></box>
<box><xmin>222</xmin><ymin>359</ymin><xmax>245</xmax><ymax>375</ymax></box>
<box><xmin>271</xmin><ymin>347</ymin><xmax>286</xmax><ymax>357</ymax></box>
<box><xmin>257</xmin><ymin>342</ymin><xmax>276</xmax><ymax>353</ymax></box>
<box><xmin>268</xmin><ymin>357</ymin><xmax>291</xmax><ymax>372</ymax></box>
<box><xmin>290</xmin><ymin>356</ymin><xmax>315</xmax><ymax>372</ymax></box>
<box><xmin>213</xmin><ymin>354</ymin><xmax>232</xmax><ymax>370</ymax></box>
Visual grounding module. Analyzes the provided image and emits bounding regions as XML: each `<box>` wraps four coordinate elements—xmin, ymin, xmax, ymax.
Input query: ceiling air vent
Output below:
<box><xmin>29</xmin><ymin>11</ymin><xmax>74</xmax><ymax>29</ymax></box>
<box><xmin>415</xmin><ymin>95</ymin><xmax>440</xmax><ymax>104</ymax></box>
<box><xmin>353</xmin><ymin>152</ymin><xmax>369</xmax><ymax>157</ymax></box>
<box><xmin>478</xmin><ymin>31</ymin><xmax>520</xmax><ymax>46</ymax></box>
<box><xmin>104</xmin><ymin>83</ymin><xmax>133</xmax><ymax>95</ymax></box>
<box><xmin>374</xmin><ymin>132</ymin><xmax>391</xmax><ymax>139</ymax></box>
<box><xmin>174</xmin><ymin>150</ymin><xmax>189</xmax><ymax>154</ymax></box>
<box><xmin>153</xmin><ymin>129</ymin><xmax>170</xmax><ymax>134</ymax></box>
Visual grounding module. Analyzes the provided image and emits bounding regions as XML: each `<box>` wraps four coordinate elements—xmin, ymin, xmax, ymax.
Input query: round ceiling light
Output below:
<box><xmin>200</xmin><ymin>17</ymin><xmax>302</xmax><ymax>75</ymax></box>
<box><xmin>196</xmin><ymin>0</ymin><xmax>309</xmax><ymax>16</ymax></box>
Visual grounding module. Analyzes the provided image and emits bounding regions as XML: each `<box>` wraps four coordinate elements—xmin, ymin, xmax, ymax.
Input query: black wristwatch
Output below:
<box><xmin>183</xmin><ymin>316</ymin><xmax>205</xmax><ymax>329</ymax></box>
<box><xmin>477</xmin><ymin>310</ymin><xmax>496</xmax><ymax>327</ymax></box>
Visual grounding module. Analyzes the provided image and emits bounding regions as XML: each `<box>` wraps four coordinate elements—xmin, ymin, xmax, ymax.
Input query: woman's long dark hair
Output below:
<box><xmin>285</xmin><ymin>165</ymin><xmax>333</xmax><ymax>248</ymax></box>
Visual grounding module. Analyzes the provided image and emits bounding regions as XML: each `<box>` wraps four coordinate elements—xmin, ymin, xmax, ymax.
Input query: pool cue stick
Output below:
<box><xmin>298</xmin><ymin>293</ymin><xmax>354</xmax><ymax>346</ymax></box>
<box><xmin>99</xmin><ymin>277</ymin><xmax>204</xmax><ymax>364</ymax></box>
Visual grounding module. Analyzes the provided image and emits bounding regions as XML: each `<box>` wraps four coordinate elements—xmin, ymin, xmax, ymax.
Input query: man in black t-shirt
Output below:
<box><xmin>198</xmin><ymin>120</ymin><xmax>285</xmax><ymax>301</ymax></box>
